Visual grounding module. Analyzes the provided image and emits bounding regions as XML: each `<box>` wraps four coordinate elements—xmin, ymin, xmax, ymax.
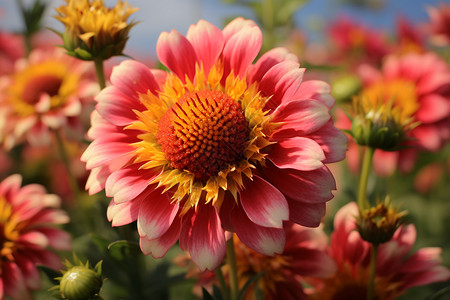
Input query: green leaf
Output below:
<box><xmin>37</xmin><ymin>265</ymin><xmax>61</xmax><ymax>285</ymax></box>
<box><xmin>107</xmin><ymin>240</ymin><xmax>140</xmax><ymax>262</ymax></box>
<box><xmin>202</xmin><ymin>287</ymin><xmax>215</xmax><ymax>300</ymax></box>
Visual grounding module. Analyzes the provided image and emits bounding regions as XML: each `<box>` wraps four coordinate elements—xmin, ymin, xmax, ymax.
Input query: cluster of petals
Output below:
<box><xmin>341</xmin><ymin>51</ymin><xmax>450</xmax><ymax>176</ymax></box>
<box><xmin>82</xmin><ymin>17</ymin><xmax>347</xmax><ymax>271</ymax></box>
<box><xmin>186</xmin><ymin>223</ymin><xmax>336</xmax><ymax>300</ymax></box>
<box><xmin>0</xmin><ymin>46</ymin><xmax>98</xmax><ymax>150</ymax></box>
<box><xmin>0</xmin><ymin>174</ymin><xmax>71</xmax><ymax>300</ymax></box>
<box><xmin>308</xmin><ymin>202</ymin><xmax>450</xmax><ymax>300</ymax></box>
<box><xmin>0</xmin><ymin>31</ymin><xmax>25</xmax><ymax>76</ymax></box>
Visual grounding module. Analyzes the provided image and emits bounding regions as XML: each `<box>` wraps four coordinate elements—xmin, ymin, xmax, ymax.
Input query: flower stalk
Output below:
<box><xmin>227</xmin><ymin>235</ymin><xmax>239</xmax><ymax>300</ymax></box>
<box><xmin>94</xmin><ymin>58</ymin><xmax>106</xmax><ymax>89</ymax></box>
<box><xmin>357</xmin><ymin>146</ymin><xmax>374</xmax><ymax>212</ymax></box>
<box><xmin>367</xmin><ymin>244</ymin><xmax>378</xmax><ymax>300</ymax></box>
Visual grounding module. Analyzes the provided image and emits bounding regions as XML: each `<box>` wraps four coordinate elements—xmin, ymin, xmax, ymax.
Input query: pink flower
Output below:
<box><xmin>308</xmin><ymin>202</ymin><xmax>450</xmax><ymax>300</ymax></box>
<box><xmin>184</xmin><ymin>223</ymin><xmax>336</xmax><ymax>299</ymax></box>
<box><xmin>0</xmin><ymin>46</ymin><xmax>98</xmax><ymax>150</ymax></box>
<box><xmin>342</xmin><ymin>52</ymin><xmax>450</xmax><ymax>176</ymax></box>
<box><xmin>426</xmin><ymin>3</ymin><xmax>450</xmax><ymax>46</ymax></box>
<box><xmin>81</xmin><ymin>18</ymin><xmax>347</xmax><ymax>271</ymax></box>
<box><xmin>0</xmin><ymin>174</ymin><xmax>71</xmax><ymax>300</ymax></box>
<box><xmin>327</xmin><ymin>16</ymin><xmax>391</xmax><ymax>66</ymax></box>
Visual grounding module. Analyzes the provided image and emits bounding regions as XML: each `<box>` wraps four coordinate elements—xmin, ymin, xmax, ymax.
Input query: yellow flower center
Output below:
<box><xmin>7</xmin><ymin>61</ymin><xmax>80</xmax><ymax>116</ymax></box>
<box><xmin>360</xmin><ymin>79</ymin><xmax>418</xmax><ymax>123</ymax></box>
<box><xmin>157</xmin><ymin>90</ymin><xmax>249</xmax><ymax>182</ymax></box>
<box><xmin>0</xmin><ymin>197</ymin><xmax>20</xmax><ymax>263</ymax></box>
<box><xmin>127</xmin><ymin>63</ymin><xmax>277</xmax><ymax>212</ymax></box>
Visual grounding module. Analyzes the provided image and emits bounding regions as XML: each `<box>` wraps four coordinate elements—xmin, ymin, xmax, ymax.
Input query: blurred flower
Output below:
<box><xmin>0</xmin><ymin>31</ymin><xmax>25</xmax><ymax>76</ymax></box>
<box><xmin>414</xmin><ymin>162</ymin><xmax>445</xmax><ymax>195</ymax></box>
<box><xmin>0</xmin><ymin>46</ymin><xmax>98</xmax><ymax>150</ymax></box>
<box><xmin>184</xmin><ymin>223</ymin><xmax>336</xmax><ymax>300</ymax></box>
<box><xmin>0</xmin><ymin>174</ymin><xmax>71</xmax><ymax>300</ymax></box>
<box><xmin>425</xmin><ymin>3</ymin><xmax>450</xmax><ymax>47</ymax></box>
<box><xmin>82</xmin><ymin>18</ymin><xmax>347</xmax><ymax>271</ymax></box>
<box><xmin>341</xmin><ymin>52</ymin><xmax>450</xmax><ymax>176</ymax></box>
<box><xmin>54</xmin><ymin>0</ymin><xmax>138</xmax><ymax>60</ymax></box>
<box><xmin>52</xmin><ymin>254</ymin><xmax>103</xmax><ymax>300</ymax></box>
<box><xmin>395</xmin><ymin>16</ymin><xmax>425</xmax><ymax>55</ymax></box>
<box><xmin>308</xmin><ymin>202</ymin><xmax>450</xmax><ymax>300</ymax></box>
<box><xmin>327</xmin><ymin>16</ymin><xmax>391</xmax><ymax>66</ymax></box>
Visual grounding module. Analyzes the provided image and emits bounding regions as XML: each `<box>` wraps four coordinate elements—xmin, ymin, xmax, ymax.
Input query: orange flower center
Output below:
<box><xmin>157</xmin><ymin>90</ymin><xmax>249</xmax><ymax>181</ymax></box>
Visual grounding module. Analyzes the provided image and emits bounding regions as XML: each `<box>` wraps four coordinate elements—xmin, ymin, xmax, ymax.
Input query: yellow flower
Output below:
<box><xmin>54</xmin><ymin>0</ymin><xmax>138</xmax><ymax>60</ymax></box>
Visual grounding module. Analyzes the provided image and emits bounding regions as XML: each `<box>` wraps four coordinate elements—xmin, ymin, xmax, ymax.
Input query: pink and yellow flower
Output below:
<box><xmin>308</xmin><ymin>202</ymin><xmax>450</xmax><ymax>300</ymax></box>
<box><xmin>0</xmin><ymin>31</ymin><xmax>25</xmax><ymax>77</ymax></box>
<box><xmin>0</xmin><ymin>46</ymin><xmax>98</xmax><ymax>150</ymax></box>
<box><xmin>426</xmin><ymin>3</ymin><xmax>450</xmax><ymax>46</ymax></box>
<box><xmin>343</xmin><ymin>52</ymin><xmax>450</xmax><ymax>176</ymax></box>
<box><xmin>0</xmin><ymin>174</ymin><xmax>71</xmax><ymax>300</ymax></box>
<box><xmin>183</xmin><ymin>223</ymin><xmax>336</xmax><ymax>300</ymax></box>
<box><xmin>81</xmin><ymin>18</ymin><xmax>347</xmax><ymax>271</ymax></box>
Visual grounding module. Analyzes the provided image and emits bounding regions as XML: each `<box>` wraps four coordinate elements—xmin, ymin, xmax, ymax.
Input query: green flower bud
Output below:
<box><xmin>331</xmin><ymin>75</ymin><xmax>362</xmax><ymax>103</ymax></box>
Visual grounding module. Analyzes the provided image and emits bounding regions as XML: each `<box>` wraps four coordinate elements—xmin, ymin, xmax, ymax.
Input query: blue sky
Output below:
<box><xmin>0</xmin><ymin>0</ymin><xmax>444</xmax><ymax>57</ymax></box>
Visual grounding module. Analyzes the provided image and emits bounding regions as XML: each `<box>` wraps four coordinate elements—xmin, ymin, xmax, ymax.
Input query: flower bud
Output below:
<box><xmin>349</xmin><ymin>94</ymin><xmax>418</xmax><ymax>151</ymax></box>
<box><xmin>51</xmin><ymin>255</ymin><xmax>103</xmax><ymax>300</ymax></box>
<box><xmin>356</xmin><ymin>196</ymin><xmax>407</xmax><ymax>245</ymax></box>
<box><xmin>54</xmin><ymin>0</ymin><xmax>138</xmax><ymax>60</ymax></box>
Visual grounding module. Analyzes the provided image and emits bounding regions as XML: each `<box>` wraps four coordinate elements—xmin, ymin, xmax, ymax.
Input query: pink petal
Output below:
<box><xmin>239</xmin><ymin>175</ymin><xmax>288</xmax><ymax>228</ymax></box>
<box><xmin>110</xmin><ymin>60</ymin><xmax>160</xmax><ymax>97</ymax></box>
<box><xmin>398</xmin><ymin>248</ymin><xmax>444</xmax><ymax>273</ymax></box>
<box><xmin>232</xmin><ymin>205</ymin><xmax>285</xmax><ymax>256</ymax></box>
<box><xmin>412</xmin><ymin>124</ymin><xmax>442</xmax><ymax>151</ymax></box>
<box><xmin>107</xmin><ymin>197</ymin><xmax>141</xmax><ymax>226</ymax></box>
<box><xmin>179</xmin><ymin>204</ymin><xmax>226</xmax><ymax>271</ymax></box>
<box><xmin>137</xmin><ymin>188</ymin><xmax>179</xmax><ymax>239</ymax></box>
<box><xmin>416</xmin><ymin>93</ymin><xmax>450</xmax><ymax>123</ymax></box>
<box><xmin>303</xmin><ymin>120</ymin><xmax>348</xmax><ymax>164</ymax></box>
<box><xmin>156</xmin><ymin>30</ymin><xmax>197</xmax><ymax>82</ymax></box>
<box><xmin>222</xmin><ymin>17</ymin><xmax>257</xmax><ymax>41</ymax></box>
<box><xmin>249</xmin><ymin>47</ymin><xmax>299</xmax><ymax>83</ymax></box>
<box><xmin>222</xmin><ymin>22</ymin><xmax>262</xmax><ymax>79</ymax></box>
<box><xmin>268</xmin><ymin>137</ymin><xmax>325</xmax><ymax>171</ymax></box>
<box><xmin>36</xmin><ymin>228</ymin><xmax>72</xmax><ymax>250</ymax></box>
<box><xmin>373</xmin><ymin>149</ymin><xmax>399</xmax><ymax>177</ymax></box>
<box><xmin>85</xmin><ymin>166</ymin><xmax>110</xmax><ymax>195</ymax></box>
<box><xmin>288</xmin><ymin>200</ymin><xmax>326</xmax><ymax>227</ymax></box>
<box><xmin>271</xmin><ymin>99</ymin><xmax>330</xmax><ymax>136</ymax></box>
<box><xmin>186</xmin><ymin>20</ymin><xmax>224</xmax><ymax>74</ymax></box>
<box><xmin>105</xmin><ymin>164</ymin><xmax>161</xmax><ymax>204</ymax></box>
<box><xmin>15</xmin><ymin>258</ymin><xmax>41</xmax><ymax>290</ymax></box>
<box><xmin>3</xmin><ymin>262</ymin><xmax>32</xmax><ymax>300</ymax></box>
<box><xmin>293</xmin><ymin>80</ymin><xmax>335</xmax><ymax>108</ymax></box>
<box><xmin>289</xmin><ymin>248</ymin><xmax>337</xmax><ymax>277</ymax></box>
<box><xmin>262</xmin><ymin>161</ymin><xmax>336</xmax><ymax>204</ymax></box>
<box><xmin>95</xmin><ymin>86</ymin><xmax>143</xmax><ymax>126</ymax></box>
<box><xmin>140</xmin><ymin>215</ymin><xmax>181</xmax><ymax>258</ymax></box>
<box><xmin>0</xmin><ymin>174</ymin><xmax>22</xmax><ymax>199</ymax></box>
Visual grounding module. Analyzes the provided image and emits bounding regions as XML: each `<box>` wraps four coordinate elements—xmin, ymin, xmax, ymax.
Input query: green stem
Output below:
<box><xmin>357</xmin><ymin>147</ymin><xmax>374</xmax><ymax>212</ymax></box>
<box><xmin>94</xmin><ymin>58</ymin><xmax>106</xmax><ymax>89</ymax></box>
<box><xmin>215</xmin><ymin>267</ymin><xmax>230</xmax><ymax>300</ymax></box>
<box><xmin>262</xmin><ymin>0</ymin><xmax>275</xmax><ymax>52</ymax></box>
<box><xmin>367</xmin><ymin>244</ymin><xmax>378</xmax><ymax>300</ymax></box>
<box><xmin>227</xmin><ymin>235</ymin><xmax>239</xmax><ymax>300</ymax></box>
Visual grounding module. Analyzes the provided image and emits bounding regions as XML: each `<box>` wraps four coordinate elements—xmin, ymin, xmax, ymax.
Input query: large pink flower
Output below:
<box><xmin>308</xmin><ymin>202</ymin><xmax>450</xmax><ymax>300</ymax></box>
<box><xmin>0</xmin><ymin>46</ymin><xmax>98</xmax><ymax>150</ymax></box>
<box><xmin>0</xmin><ymin>174</ymin><xmax>71</xmax><ymax>300</ymax></box>
<box><xmin>81</xmin><ymin>18</ymin><xmax>347</xmax><ymax>271</ymax></box>
<box><xmin>342</xmin><ymin>52</ymin><xmax>450</xmax><ymax>176</ymax></box>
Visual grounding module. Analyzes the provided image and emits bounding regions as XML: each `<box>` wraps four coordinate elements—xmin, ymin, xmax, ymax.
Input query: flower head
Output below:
<box><xmin>0</xmin><ymin>46</ymin><xmax>97</xmax><ymax>150</ymax></box>
<box><xmin>0</xmin><ymin>174</ymin><xmax>71</xmax><ymax>300</ymax></box>
<box><xmin>82</xmin><ymin>18</ymin><xmax>347</xmax><ymax>271</ymax></box>
<box><xmin>341</xmin><ymin>52</ymin><xmax>450</xmax><ymax>176</ymax></box>
<box><xmin>54</xmin><ymin>0</ymin><xmax>138</xmax><ymax>60</ymax></box>
<box><xmin>308</xmin><ymin>202</ymin><xmax>450</xmax><ymax>300</ymax></box>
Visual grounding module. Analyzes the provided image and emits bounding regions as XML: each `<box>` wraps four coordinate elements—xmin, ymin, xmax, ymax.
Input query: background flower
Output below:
<box><xmin>0</xmin><ymin>174</ymin><xmax>71</xmax><ymax>300</ymax></box>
